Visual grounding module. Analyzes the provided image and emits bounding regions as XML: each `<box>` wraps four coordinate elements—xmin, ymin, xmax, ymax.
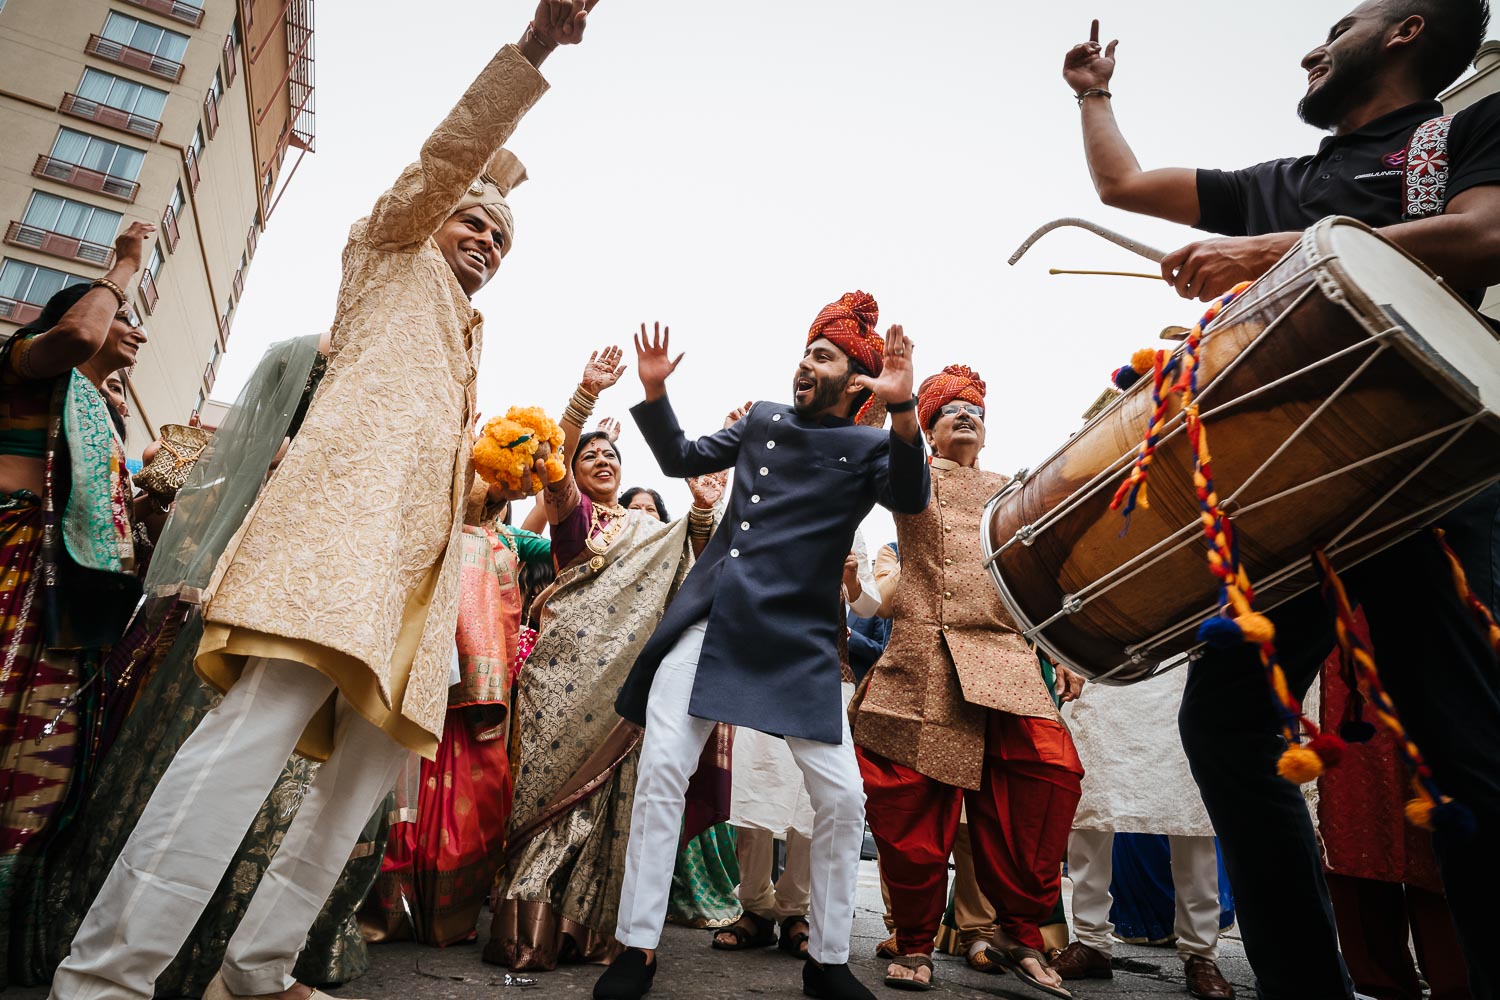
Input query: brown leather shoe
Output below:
<box><xmin>1049</xmin><ymin>941</ymin><xmax>1112</xmax><ymax>980</ymax></box>
<box><xmin>1183</xmin><ymin>956</ymin><xmax>1235</xmax><ymax>999</ymax></box>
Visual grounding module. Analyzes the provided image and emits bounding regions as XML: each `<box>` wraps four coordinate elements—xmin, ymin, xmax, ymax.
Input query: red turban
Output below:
<box><xmin>917</xmin><ymin>365</ymin><xmax>987</xmax><ymax>429</ymax></box>
<box><xmin>807</xmin><ymin>291</ymin><xmax>884</xmax><ymax>376</ymax></box>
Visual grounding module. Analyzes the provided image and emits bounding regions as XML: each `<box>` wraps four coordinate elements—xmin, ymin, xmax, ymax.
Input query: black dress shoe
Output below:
<box><xmin>594</xmin><ymin>948</ymin><xmax>656</xmax><ymax>999</ymax></box>
<box><xmin>803</xmin><ymin>960</ymin><xmax>877</xmax><ymax>1000</ymax></box>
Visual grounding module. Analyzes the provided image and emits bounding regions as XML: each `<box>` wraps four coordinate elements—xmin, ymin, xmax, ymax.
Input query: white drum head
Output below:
<box><xmin>1320</xmin><ymin>218</ymin><xmax>1500</xmax><ymax>415</ymax></box>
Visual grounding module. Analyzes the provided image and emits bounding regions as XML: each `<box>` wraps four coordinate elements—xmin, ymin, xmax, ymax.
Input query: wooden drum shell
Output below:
<box><xmin>986</xmin><ymin>218</ymin><xmax>1500</xmax><ymax>683</ymax></box>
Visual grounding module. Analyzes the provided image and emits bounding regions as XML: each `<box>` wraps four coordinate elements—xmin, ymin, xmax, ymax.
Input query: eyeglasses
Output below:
<box><xmin>939</xmin><ymin>402</ymin><xmax>985</xmax><ymax>419</ymax></box>
<box><xmin>116</xmin><ymin>307</ymin><xmax>146</xmax><ymax>333</ymax></box>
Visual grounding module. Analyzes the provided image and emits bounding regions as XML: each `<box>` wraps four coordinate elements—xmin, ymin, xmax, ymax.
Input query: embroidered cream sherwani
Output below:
<box><xmin>197</xmin><ymin>45</ymin><xmax>548</xmax><ymax>760</ymax></box>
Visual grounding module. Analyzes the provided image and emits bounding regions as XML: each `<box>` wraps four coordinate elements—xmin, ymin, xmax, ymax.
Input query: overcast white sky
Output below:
<box><xmin>220</xmin><ymin>0</ymin><xmax>1438</xmax><ymax>545</ymax></box>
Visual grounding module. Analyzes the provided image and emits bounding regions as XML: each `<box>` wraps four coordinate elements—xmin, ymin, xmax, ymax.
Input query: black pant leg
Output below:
<box><xmin>1179</xmin><ymin>592</ymin><xmax>1351</xmax><ymax>1000</ymax></box>
<box><xmin>1357</xmin><ymin>528</ymin><xmax>1500</xmax><ymax>1000</ymax></box>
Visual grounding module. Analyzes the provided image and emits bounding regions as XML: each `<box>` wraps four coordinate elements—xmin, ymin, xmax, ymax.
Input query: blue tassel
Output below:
<box><xmin>1197</xmin><ymin>615</ymin><xmax>1244</xmax><ymax>649</ymax></box>
<box><xmin>1113</xmin><ymin>366</ymin><xmax>1142</xmax><ymax>390</ymax></box>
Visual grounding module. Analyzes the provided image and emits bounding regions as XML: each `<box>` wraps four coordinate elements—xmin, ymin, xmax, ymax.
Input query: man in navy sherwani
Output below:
<box><xmin>594</xmin><ymin>292</ymin><xmax>930</xmax><ymax>1000</ymax></box>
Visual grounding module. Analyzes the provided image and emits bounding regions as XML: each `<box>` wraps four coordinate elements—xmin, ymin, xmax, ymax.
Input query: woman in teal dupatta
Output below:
<box><xmin>9</xmin><ymin>335</ymin><xmax>392</xmax><ymax>994</ymax></box>
<box><xmin>1</xmin><ymin>256</ymin><xmax>157</xmax><ymax>987</ymax></box>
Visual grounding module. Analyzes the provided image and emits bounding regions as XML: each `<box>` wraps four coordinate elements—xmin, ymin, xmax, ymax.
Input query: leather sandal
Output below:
<box><xmin>710</xmin><ymin>911</ymin><xmax>777</xmax><ymax>950</ymax></box>
<box><xmin>778</xmin><ymin>914</ymin><xmax>811</xmax><ymax>959</ymax></box>
<box><xmin>883</xmin><ymin>954</ymin><xmax>935</xmax><ymax>992</ymax></box>
<box><xmin>986</xmin><ymin>945</ymin><xmax>1072</xmax><ymax>998</ymax></box>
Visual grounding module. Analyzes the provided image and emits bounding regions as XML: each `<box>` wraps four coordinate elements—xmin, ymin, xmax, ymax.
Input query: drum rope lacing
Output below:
<box><xmin>1107</xmin><ymin>282</ymin><xmax>1479</xmax><ymax>837</ymax></box>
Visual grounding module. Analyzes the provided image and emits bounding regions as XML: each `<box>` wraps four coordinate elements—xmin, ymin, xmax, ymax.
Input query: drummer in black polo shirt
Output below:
<box><xmin>1059</xmin><ymin>3</ymin><xmax>1500</xmax><ymax>1000</ymax></box>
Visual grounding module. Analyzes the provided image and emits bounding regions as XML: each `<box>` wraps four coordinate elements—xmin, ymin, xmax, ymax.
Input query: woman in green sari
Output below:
<box><xmin>10</xmin><ymin>335</ymin><xmax>391</xmax><ymax>994</ymax></box>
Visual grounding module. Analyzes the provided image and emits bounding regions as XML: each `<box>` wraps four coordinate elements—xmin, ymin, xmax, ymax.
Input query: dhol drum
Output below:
<box><xmin>983</xmin><ymin>216</ymin><xmax>1500</xmax><ymax>683</ymax></box>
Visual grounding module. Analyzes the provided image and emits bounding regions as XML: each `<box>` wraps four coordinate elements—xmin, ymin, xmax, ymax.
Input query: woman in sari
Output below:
<box><xmin>619</xmin><ymin>487</ymin><xmax>742</xmax><ymax>932</ymax></box>
<box><xmin>1</xmin><ymin>223</ymin><xmax>158</xmax><ymax>984</ymax></box>
<box><xmin>362</xmin><ymin>481</ymin><xmax>552</xmax><ymax>947</ymax></box>
<box><xmin>485</xmin><ymin>348</ymin><xmax>726</xmax><ymax>972</ymax></box>
<box><xmin>7</xmin><ymin>334</ymin><xmax>396</xmax><ymax>994</ymax></box>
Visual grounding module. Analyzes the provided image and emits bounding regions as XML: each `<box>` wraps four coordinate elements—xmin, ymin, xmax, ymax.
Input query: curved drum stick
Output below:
<box><xmin>1009</xmin><ymin>217</ymin><xmax>1167</xmax><ymax>266</ymax></box>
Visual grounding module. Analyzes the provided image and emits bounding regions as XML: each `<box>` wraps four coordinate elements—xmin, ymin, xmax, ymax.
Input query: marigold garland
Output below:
<box><xmin>474</xmin><ymin>406</ymin><xmax>566</xmax><ymax>494</ymax></box>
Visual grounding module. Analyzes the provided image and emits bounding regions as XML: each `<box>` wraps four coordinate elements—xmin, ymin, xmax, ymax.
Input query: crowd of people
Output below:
<box><xmin>2</xmin><ymin>1</ymin><xmax>1499</xmax><ymax>999</ymax></box>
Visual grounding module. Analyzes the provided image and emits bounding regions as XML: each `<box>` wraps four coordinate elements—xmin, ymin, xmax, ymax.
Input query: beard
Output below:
<box><xmin>1297</xmin><ymin>34</ymin><xmax>1384</xmax><ymax>130</ymax></box>
<box><xmin>792</xmin><ymin>372</ymin><xmax>852</xmax><ymax>416</ymax></box>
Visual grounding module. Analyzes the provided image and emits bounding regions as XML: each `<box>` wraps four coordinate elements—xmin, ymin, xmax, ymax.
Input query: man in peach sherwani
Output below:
<box><xmin>51</xmin><ymin>5</ymin><xmax>599</xmax><ymax>999</ymax></box>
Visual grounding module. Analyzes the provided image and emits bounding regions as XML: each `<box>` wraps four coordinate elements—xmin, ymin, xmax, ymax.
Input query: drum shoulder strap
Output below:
<box><xmin>1403</xmin><ymin>114</ymin><xmax>1455</xmax><ymax>220</ymax></box>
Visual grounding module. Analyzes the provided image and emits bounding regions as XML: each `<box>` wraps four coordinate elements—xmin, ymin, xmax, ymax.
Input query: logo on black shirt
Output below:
<box><xmin>1383</xmin><ymin>149</ymin><xmax>1407</xmax><ymax>168</ymax></box>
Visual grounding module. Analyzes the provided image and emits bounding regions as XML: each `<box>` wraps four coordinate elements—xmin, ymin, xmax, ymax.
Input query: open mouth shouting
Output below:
<box><xmin>794</xmin><ymin>370</ymin><xmax>816</xmax><ymax>406</ymax></box>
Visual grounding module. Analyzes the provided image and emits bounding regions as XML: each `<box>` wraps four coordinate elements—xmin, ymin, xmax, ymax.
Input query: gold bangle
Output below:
<box><xmin>573</xmin><ymin>385</ymin><xmax>599</xmax><ymax>404</ymax></box>
<box><xmin>91</xmin><ymin>277</ymin><xmax>128</xmax><ymax>308</ymax></box>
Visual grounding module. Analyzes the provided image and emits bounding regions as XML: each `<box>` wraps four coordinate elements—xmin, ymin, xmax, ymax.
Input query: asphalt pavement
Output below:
<box><xmin>7</xmin><ymin>860</ymin><xmax>1252</xmax><ymax>1000</ymax></box>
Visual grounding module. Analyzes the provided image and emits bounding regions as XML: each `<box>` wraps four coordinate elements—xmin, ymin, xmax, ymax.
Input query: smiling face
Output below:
<box><xmin>574</xmin><ymin>437</ymin><xmax>622</xmax><ymax>506</ymax></box>
<box><xmin>926</xmin><ymin>402</ymin><xmax>986</xmax><ymax>462</ymax></box>
<box><xmin>94</xmin><ymin>306</ymin><xmax>148</xmax><ymax>375</ymax></box>
<box><xmin>1298</xmin><ymin>1</ymin><xmax>1392</xmax><ymax>129</ymax></box>
<box><xmin>434</xmin><ymin>208</ymin><xmax>505</xmax><ymax>297</ymax></box>
<box><xmin>793</xmin><ymin>337</ymin><xmax>862</xmax><ymax>418</ymax></box>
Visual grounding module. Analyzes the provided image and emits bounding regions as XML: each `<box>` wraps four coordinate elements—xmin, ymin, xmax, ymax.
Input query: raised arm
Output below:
<box><xmin>850</xmin><ymin>326</ymin><xmax>930</xmax><ymax>515</ymax></box>
<box><xmin>15</xmin><ymin>222</ymin><xmax>154</xmax><ymax>379</ymax></box>
<box><xmin>364</xmin><ymin>1</ymin><xmax>599</xmax><ymax>248</ymax></box>
<box><xmin>1064</xmin><ymin>20</ymin><xmax>1199</xmax><ymax>226</ymax></box>
<box><xmin>628</xmin><ymin>323</ymin><xmax>747</xmax><ymax>478</ymax></box>
<box><xmin>541</xmin><ymin>343</ymin><xmax>625</xmax><ymax>526</ymax></box>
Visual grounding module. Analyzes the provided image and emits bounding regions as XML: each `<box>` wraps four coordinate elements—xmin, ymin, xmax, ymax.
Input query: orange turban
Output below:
<box><xmin>917</xmin><ymin>365</ymin><xmax>987</xmax><ymax>429</ymax></box>
<box><xmin>807</xmin><ymin>291</ymin><xmax>884</xmax><ymax>376</ymax></box>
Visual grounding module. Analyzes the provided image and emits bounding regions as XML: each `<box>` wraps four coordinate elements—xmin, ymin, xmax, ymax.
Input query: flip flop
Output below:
<box><xmin>986</xmin><ymin>945</ymin><xmax>1072</xmax><ymax>999</ymax></box>
<box><xmin>710</xmin><ymin>911</ymin><xmax>777</xmax><ymax>950</ymax></box>
<box><xmin>883</xmin><ymin>954</ymin><xmax>935</xmax><ymax>992</ymax></box>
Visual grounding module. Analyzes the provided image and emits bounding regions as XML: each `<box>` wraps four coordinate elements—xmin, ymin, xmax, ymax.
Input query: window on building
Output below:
<box><xmin>49</xmin><ymin>128</ymin><xmax>146</xmax><ymax>180</ymax></box>
<box><xmin>22</xmin><ymin>191</ymin><xmax>123</xmax><ymax>245</ymax></box>
<box><xmin>146</xmin><ymin>242</ymin><xmax>164</xmax><ymax>280</ymax></box>
<box><xmin>188</xmin><ymin>125</ymin><xmax>204</xmax><ymax>160</ymax></box>
<box><xmin>207</xmin><ymin>68</ymin><xmax>223</xmax><ymax>105</ymax></box>
<box><xmin>167</xmin><ymin>182</ymin><xmax>184</xmax><ymax>219</ymax></box>
<box><xmin>101</xmin><ymin>11</ymin><xmax>190</xmax><ymax>63</ymax></box>
<box><xmin>0</xmin><ymin>258</ymin><xmax>90</xmax><ymax>306</ymax></box>
<box><xmin>77</xmin><ymin>68</ymin><xmax>168</xmax><ymax>122</ymax></box>
<box><xmin>195</xmin><ymin>389</ymin><xmax>206</xmax><ymax>414</ymax></box>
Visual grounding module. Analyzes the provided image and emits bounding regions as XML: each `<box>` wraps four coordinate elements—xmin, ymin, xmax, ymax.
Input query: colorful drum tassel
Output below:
<box><xmin>1315</xmin><ymin>548</ymin><xmax>1475</xmax><ymax>840</ymax></box>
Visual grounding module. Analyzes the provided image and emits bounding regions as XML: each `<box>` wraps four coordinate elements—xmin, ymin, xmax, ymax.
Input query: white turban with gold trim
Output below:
<box><xmin>454</xmin><ymin>148</ymin><xmax>527</xmax><ymax>257</ymax></box>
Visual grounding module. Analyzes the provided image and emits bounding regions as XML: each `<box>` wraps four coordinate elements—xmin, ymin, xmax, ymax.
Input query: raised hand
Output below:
<box><xmin>596</xmin><ymin>416</ymin><xmax>622</xmax><ymax>442</ymax></box>
<box><xmin>580</xmin><ymin>345</ymin><xmax>627</xmax><ymax>395</ymax></box>
<box><xmin>531</xmin><ymin>0</ymin><xmax>598</xmax><ymax>48</ymax></box>
<box><xmin>633</xmin><ymin>322</ymin><xmax>684</xmax><ymax>402</ymax></box>
<box><xmin>686</xmin><ymin>470</ymin><xmax>728</xmax><ymax>511</ymax></box>
<box><xmin>114</xmin><ymin>221</ymin><xmax>156</xmax><ymax>273</ymax></box>
<box><xmin>1063</xmin><ymin>19</ymin><xmax>1118</xmax><ymax>94</ymax></box>
<box><xmin>723</xmin><ymin>400</ymin><xmax>753</xmax><ymax>430</ymax></box>
<box><xmin>850</xmin><ymin>325</ymin><xmax>914</xmax><ymax>404</ymax></box>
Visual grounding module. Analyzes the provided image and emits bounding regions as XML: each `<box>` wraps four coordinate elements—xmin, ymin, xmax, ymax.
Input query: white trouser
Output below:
<box><xmin>51</xmin><ymin>657</ymin><xmax>407</xmax><ymax>1000</ymax></box>
<box><xmin>735</xmin><ymin>825</ymin><xmax>812</xmax><ymax>921</ymax></box>
<box><xmin>615</xmin><ymin>620</ymin><xmax>866</xmax><ymax>963</ymax></box>
<box><xmin>1067</xmin><ymin>829</ymin><xmax>1222</xmax><ymax>961</ymax></box>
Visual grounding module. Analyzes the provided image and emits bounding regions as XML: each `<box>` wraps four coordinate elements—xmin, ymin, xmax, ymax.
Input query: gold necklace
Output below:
<box><xmin>586</xmin><ymin>500</ymin><xmax>628</xmax><ymax>555</ymax></box>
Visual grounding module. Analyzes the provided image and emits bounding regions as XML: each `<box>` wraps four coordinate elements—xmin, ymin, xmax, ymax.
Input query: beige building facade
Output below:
<box><xmin>1444</xmin><ymin>40</ymin><xmax>1500</xmax><ymax>321</ymax></box>
<box><xmin>0</xmin><ymin>0</ymin><xmax>314</xmax><ymax>450</ymax></box>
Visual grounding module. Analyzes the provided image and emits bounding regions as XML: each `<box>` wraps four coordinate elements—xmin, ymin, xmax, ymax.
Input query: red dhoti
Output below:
<box><xmin>857</xmin><ymin>711</ymin><xmax>1082</xmax><ymax>954</ymax></box>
